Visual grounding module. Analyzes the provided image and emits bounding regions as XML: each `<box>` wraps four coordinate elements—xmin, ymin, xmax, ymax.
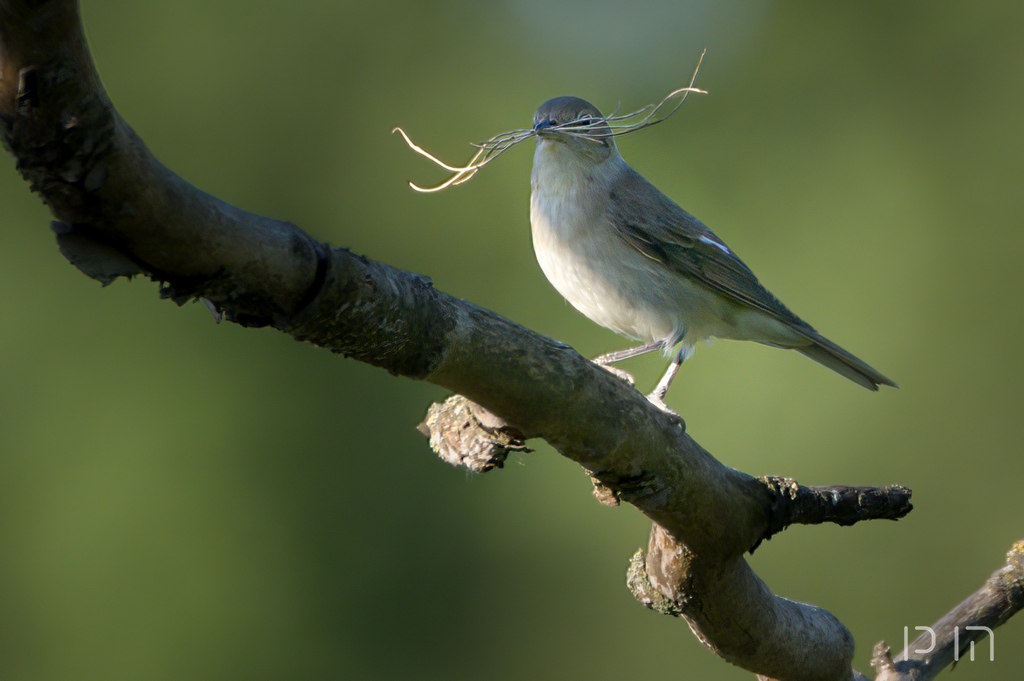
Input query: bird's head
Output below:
<box><xmin>533</xmin><ymin>96</ymin><xmax>617</xmax><ymax>165</ymax></box>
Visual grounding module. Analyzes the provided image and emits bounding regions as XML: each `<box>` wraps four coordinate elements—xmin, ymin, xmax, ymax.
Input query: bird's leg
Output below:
<box><xmin>650</xmin><ymin>346</ymin><xmax>686</xmax><ymax>402</ymax></box>
<box><xmin>593</xmin><ymin>340</ymin><xmax>665</xmax><ymax>365</ymax></box>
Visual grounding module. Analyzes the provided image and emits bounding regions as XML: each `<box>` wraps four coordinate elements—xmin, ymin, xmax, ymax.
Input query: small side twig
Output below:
<box><xmin>420</xmin><ymin>394</ymin><xmax>530</xmax><ymax>473</ymax></box>
<box><xmin>756</xmin><ymin>477</ymin><xmax>913</xmax><ymax>551</ymax></box>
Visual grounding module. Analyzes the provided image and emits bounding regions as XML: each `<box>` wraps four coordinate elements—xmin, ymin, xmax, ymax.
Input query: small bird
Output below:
<box><xmin>529</xmin><ymin>95</ymin><xmax>896</xmax><ymax>400</ymax></box>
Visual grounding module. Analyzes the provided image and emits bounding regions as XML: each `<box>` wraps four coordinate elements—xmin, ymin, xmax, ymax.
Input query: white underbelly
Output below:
<box><xmin>531</xmin><ymin>193</ymin><xmax>741</xmax><ymax>348</ymax></box>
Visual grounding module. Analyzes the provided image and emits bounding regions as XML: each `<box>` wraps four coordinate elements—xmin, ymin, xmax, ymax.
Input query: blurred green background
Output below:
<box><xmin>1</xmin><ymin>1</ymin><xmax>1022</xmax><ymax>678</ymax></box>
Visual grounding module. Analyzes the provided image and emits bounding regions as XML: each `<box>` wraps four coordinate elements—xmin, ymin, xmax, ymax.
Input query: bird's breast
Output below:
<box><xmin>530</xmin><ymin>180</ymin><xmax>696</xmax><ymax>346</ymax></box>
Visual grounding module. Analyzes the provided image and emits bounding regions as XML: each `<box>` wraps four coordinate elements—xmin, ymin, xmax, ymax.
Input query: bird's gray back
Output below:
<box><xmin>607</xmin><ymin>166</ymin><xmax>814</xmax><ymax>335</ymax></box>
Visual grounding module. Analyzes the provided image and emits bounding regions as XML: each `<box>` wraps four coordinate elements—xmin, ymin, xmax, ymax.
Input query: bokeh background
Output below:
<box><xmin>1</xmin><ymin>1</ymin><xmax>1022</xmax><ymax>678</ymax></box>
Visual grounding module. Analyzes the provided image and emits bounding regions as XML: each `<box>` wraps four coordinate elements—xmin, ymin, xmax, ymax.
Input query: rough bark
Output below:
<box><xmin>0</xmin><ymin>2</ymin><xmax>1017</xmax><ymax>679</ymax></box>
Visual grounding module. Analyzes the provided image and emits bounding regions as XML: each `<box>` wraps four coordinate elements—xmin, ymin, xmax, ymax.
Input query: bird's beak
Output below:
<box><xmin>533</xmin><ymin>118</ymin><xmax>555</xmax><ymax>135</ymax></box>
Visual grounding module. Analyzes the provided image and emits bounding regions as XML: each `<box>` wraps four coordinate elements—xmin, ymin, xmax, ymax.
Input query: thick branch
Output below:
<box><xmin>644</xmin><ymin>523</ymin><xmax>857</xmax><ymax>680</ymax></box>
<box><xmin>0</xmin><ymin>2</ymin><xmax>926</xmax><ymax>679</ymax></box>
<box><xmin>0</xmin><ymin>4</ymin><xmax>323</xmax><ymax>325</ymax></box>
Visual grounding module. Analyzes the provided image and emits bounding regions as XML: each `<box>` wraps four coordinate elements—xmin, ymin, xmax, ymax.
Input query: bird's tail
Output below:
<box><xmin>794</xmin><ymin>332</ymin><xmax>897</xmax><ymax>391</ymax></box>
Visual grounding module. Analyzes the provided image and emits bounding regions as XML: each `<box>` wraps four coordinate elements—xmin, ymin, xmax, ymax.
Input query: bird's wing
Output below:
<box><xmin>606</xmin><ymin>166</ymin><xmax>814</xmax><ymax>332</ymax></box>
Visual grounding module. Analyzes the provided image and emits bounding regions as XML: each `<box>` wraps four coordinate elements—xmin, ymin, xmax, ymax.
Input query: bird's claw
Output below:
<box><xmin>646</xmin><ymin>391</ymin><xmax>682</xmax><ymax>420</ymax></box>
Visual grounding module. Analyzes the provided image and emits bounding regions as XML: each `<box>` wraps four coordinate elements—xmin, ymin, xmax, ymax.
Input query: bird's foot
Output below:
<box><xmin>645</xmin><ymin>391</ymin><xmax>678</xmax><ymax>416</ymax></box>
<box><xmin>645</xmin><ymin>392</ymin><xmax>684</xmax><ymax>430</ymax></box>
<box><xmin>594</xmin><ymin>362</ymin><xmax>636</xmax><ymax>387</ymax></box>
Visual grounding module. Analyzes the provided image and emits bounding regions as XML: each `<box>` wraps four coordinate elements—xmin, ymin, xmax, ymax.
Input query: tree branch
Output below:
<box><xmin>2</xmin><ymin>2</ymin><xmax>1012</xmax><ymax>680</ymax></box>
<box><xmin>872</xmin><ymin>540</ymin><xmax>1024</xmax><ymax>680</ymax></box>
<box><xmin>756</xmin><ymin>478</ymin><xmax>913</xmax><ymax>550</ymax></box>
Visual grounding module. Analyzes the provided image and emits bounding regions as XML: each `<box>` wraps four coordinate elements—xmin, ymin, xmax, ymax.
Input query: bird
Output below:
<box><xmin>529</xmin><ymin>95</ymin><xmax>896</xmax><ymax>401</ymax></box>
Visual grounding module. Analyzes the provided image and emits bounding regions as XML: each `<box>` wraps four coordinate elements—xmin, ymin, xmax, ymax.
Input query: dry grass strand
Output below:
<box><xmin>394</xmin><ymin>50</ymin><xmax>707</xmax><ymax>193</ymax></box>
